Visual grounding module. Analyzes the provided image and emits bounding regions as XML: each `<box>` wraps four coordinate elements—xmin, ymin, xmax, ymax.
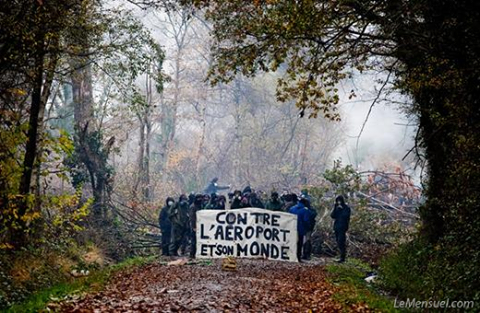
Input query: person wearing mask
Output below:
<box><xmin>330</xmin><ymin>195</ymin><xmax>351</xmax><ymax>263</ymax></box>
<box><xmin>188</xmin><ymin>192</ymin><xmax>195</xmax><ymax>206</ymax></box>
<box><xmin>216</xmin><ymin>195</ymin><xmax>227</xmax><ymax>210</ymax></box>
<box><xmin>159</xmin><ymin>197</ymin><xmax>174</xmax><ymax>256</ymax></box>
<box><xmin>240</xmin><ymin>186</ymin><xmax>252</xmax><ymax>208</ymax></box>
<box><xmin>249</xmin><ymin>192</ymin><xmax>265</xmax><ymax>208</ymax></box>
<box><xmin>266</xmin><ymin>191</ymin><xmax>284</xmax><ymax>211</ymax></box>
<box><xmin>204</xmin><ymin>177</ymin><xmax>230</xmax><ymax>194</ymax></box>
<box><xmin>242</xmin><ymin>186</ymin><xmax>252</xmax><ymax>195</ymax></box>
<box><xmin>205</xmin><ymin>193</ymin><xmax>219</xmax><ymax>210</ymax></box>
<box><xmin>289</xmin><ymin>198</ymin><xmax>311</xmax><ymax>262</ymax></box>
<box><xmin>202</xmin><ymin>194</ymin><xmax>211</xmax><ymax>210</ymax></box>
<box><xmin>169</xmin><ymin>194</ymin><xmax>190</xmax><ymax>257</ymax></box>
<box><xmin>300</xmin><ymin>189</ymin><xmax>312</xmax><ymax>203</ymax></box>
<box><xmin>282</xmin><ymin>193</ymin><xmax>298</xmax><ymax>212</ymax></box>
<box><xmin>189</xmin><ymin>194</ymin><xmax>203</xmax><ymax>258</ymax></box>
<box><xmin>230</xmin><ymin>190</ymin><xmax>243</xmax><ymax>209</ymax></box>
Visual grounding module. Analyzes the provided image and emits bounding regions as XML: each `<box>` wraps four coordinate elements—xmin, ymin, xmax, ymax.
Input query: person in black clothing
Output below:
<box><xmin>217</xmin><ymin>195</ymin><xmax>227</xmax><ymax>210</ymax></box>
<box><xmin>240</xmin><ymin>188</ymin><xmax>252</xmax><ymax>208</ymax></box>
<box><xmin>204</xmin><ymin>193</ymin><xmax>219</xmax><ymax>210</ymax></box>
<box><xmin>189</xmin><ymin>194</ymin><xmax>203</xmax><ymax>258</ymax></box>
<box><xmin>291</xmin><ymin>193</ymin><xmax>299</xmax><ymax>205</ymax></box>
<box><xmin>249</xmin><ymin>192</ymin><xmax>265</xmax><ymax>208</ymax></box>
<box><xmin>230</xmin><ymin>190</ymin><xmax>243</xmax><ymax>209</ymax></box>
<box><xmin>330</xmin><ymin>195</ymin><xmax>351</xmax><ymax>263</ymax></box>
<box><xmin>242</xmin><ymin>186</ymin><xmax>252</xmax><ymax>195</ymax></box>
<box><xmin>266</xmin><ymin>191</ymin><xmax>284</xmax><ymax>211</ymax></box>
<box><xmin>169</xmin><ymin>194</ymin><xmax>189</xmax><ymax>256</ymax></box>
<box><xmin>282</xmin><ymin>193</ymin><xmax>298</xmax><ymax>211</ymax></box>
<box><xmin>202</xmin><ymin>194</ymin><xmax>211</xmax><ymax>209</ymax></box>
<box><xmin>302</xmin><ymin>197</ymin><xmax>317</xmax><ymax>260</ymax></box>
<box><xmin>204</xmin><ymin>177</ymin><xmax>230</xmax><ymax>194</ymax></box>
<box><xmin>188</xmin><ymin>192</ymin><xmax>195</xmax><ymax>206</ymax></box>
<box><xmin>159</xmin><ymin>197</ymin><xmax>174</xmax><ymax>256</ymax></box>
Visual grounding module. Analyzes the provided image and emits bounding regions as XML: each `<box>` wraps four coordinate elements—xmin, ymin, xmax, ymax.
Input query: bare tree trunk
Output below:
<box><xmin>299</xmin><ymin>130</ymin><xmax>310</xmax><ymax>185</ymax></box>
<box><xmin>135</xmin><ymin>73</ymin><xmax>154</xmax><ymax>202</ymax></box>
<box><xmin>18</xmin><ymin>40</ymin><xmax>45</xmax><ymax>204</ymax></box>
<box><xmin>155</xmin><ymin>9</ymin><xmax>191</xmax><ymax>184</ymax></box>
<box><xmin>144</xmin><ymin>117</ymin><xmax>151</xmax><ymax>200</ymax></box>
<box><xmin>233</xmin><ymin>79</ymin><xmax>243</xmax><ymax>186</ymax></box>
<box><xmin>135</xmin><ymin>121</ymin><xmax>145</xmax><ymax>197</ymax></box>
<box><xmin>195</xmin><ymin>104</ymin><xmax>207</xmax><ymax>181</ymax></box>
<box><xmin>136</xmin><ymin>112</ymin><xmax>152</xmax><ymax>202</ymax></box>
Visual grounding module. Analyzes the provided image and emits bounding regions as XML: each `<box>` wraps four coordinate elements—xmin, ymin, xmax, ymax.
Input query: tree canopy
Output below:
<box><xmin>179</xmin><ymin>0</ymin><xmax>480</xmax><ymax>301</ymax></box>
<box><xmin>1</xmin><ymin>0</ymin><xmax>479</xmax><ymax>306</ymax></box>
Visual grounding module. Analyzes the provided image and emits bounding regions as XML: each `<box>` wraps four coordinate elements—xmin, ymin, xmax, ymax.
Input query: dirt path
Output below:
<box><xmin>60</xmin><ymin>258</ymin><xmax>361</xmax><ymax>312</ymax></box>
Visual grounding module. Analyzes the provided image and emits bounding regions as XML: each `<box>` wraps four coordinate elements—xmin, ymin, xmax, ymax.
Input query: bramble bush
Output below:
<box><xmin>379</xmin><ymin>235</ymin><xmax>480</xmax><ymax>308</ymax></box>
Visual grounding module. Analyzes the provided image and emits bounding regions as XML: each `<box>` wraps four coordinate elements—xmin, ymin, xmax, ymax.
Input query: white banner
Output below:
<box><xmin>196</xmin><ymin>207</ymin><xmax>298</xmax><ymax>262</ymax></box>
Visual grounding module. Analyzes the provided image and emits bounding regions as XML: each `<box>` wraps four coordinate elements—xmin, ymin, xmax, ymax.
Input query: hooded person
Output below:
<box><xmin>242</xmin><ymin>186</ymin><xmax>252</xmax><ymax>195</ymax></box>
<box><xmin>169</xmin><ymin>194</ymin><xmax>190</xmax><ymax>256</ymax></box>
<box><xmin>204</xmin><ymin>177</ymin><xmax>230</xmax><ymax>195</ymax></box>
<box><xmin>202</xmin><ymin>194</ymin><xmax>211</xmax><ymax>209</ymax></box>
<box><xmin>301</xmin><ymin>196</ymin><xmax>317</xmax><ymax>260</ymax></box>
<box><xmin>249</xmin><ymin>192</ymin><xmax>265</xmax><ymax>208</ymax></box>
<box><xmin>188</xmin><ymin>192</ymin><xmax>195</xmax><ymax>206</ymax></box>
<box><xmin>205</xmin><ymin>193</ymin><xmax>219</xmax><ymax>210</ymax></box>
<box><xmin>282</xmin><ymin>193</ymin><xmax>298</xmax><ymax>211</ymax></box>
<box><xmin>230</xmin><ymin>190</ymin><xmax>243</xmax><ymax>209</ymax></box>
<box><xmin>217</xmin><ymin>195</ymin><xmax>227</xmax><ymax>210</ymax></box>
<box><xmin>289</xmin><ymin>198</ymin><xmax>311</xmax><ymax>262</ymax></box>
<box><xmin>266</xmin><ymin>191</ymin><xmax>284</xmax><ymax>211</ymax></box>
<box><xmin>301</xmin><ymin>189</ymin><xmax>312</xmax><ymax>203</ymax></box>
<box><xmin>189</xmin><ymin>194</ymin><xmax>204</xmax><ymax>258</ymax></box>
<box><xmin>159</xmin><ymin>197</ymin><xmax>175</xmax><ymax>256</ymax></box>
<box><xmin>330</xmin><ymin>195</ymin><xmax>351</xmax><ymax>263</ymax></box>
<box><xmin>240</xmin><ymin>186</ymin><xmax>253</xmax><ymax>208</ymax></box>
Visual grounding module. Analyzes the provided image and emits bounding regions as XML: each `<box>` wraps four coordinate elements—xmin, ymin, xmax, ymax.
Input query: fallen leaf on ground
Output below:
<box><xmin>59</xmin><ymin>259</ymin><xmax>371</xmax><ymax>312</ymax></box>
<box><xmin>167</xmin><ymin>258</ymin><xmax>188</xmax><ymax>266</ymax></box>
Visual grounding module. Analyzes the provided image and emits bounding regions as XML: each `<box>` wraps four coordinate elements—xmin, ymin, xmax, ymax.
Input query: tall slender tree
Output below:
<box><xmin>0</xmin><ymin>0</ymin><xmax>92</xmax><ymax>245</ymax></box>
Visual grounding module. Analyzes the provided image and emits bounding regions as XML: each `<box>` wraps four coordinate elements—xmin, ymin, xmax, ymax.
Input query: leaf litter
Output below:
<box><xmin>59</xmin><ymin>258</ymin><xmax>372</xmax><ymax>312</ymax></box>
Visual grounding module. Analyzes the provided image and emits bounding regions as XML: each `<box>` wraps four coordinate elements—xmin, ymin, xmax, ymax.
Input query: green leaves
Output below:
<box><xmin>184</xmin><ymin>0</ymin><xmax>380</xmax><ymax>120</ymax></box>
<box><xmin>93</xmin><ymin>8</ymin><xmax>166</xmax><ymax>118</ymax></box>
<box><xmin>323</xmin><ymin>159</ymin><xmax>361</xmax><ymax>194</ymax></box>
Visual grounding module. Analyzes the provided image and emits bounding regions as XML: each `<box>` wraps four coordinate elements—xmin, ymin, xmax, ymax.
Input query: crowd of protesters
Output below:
<box><xmin>159</xmin><ymin>177</ymin><xmax>350</xmax><ymax>263</ymax></box>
